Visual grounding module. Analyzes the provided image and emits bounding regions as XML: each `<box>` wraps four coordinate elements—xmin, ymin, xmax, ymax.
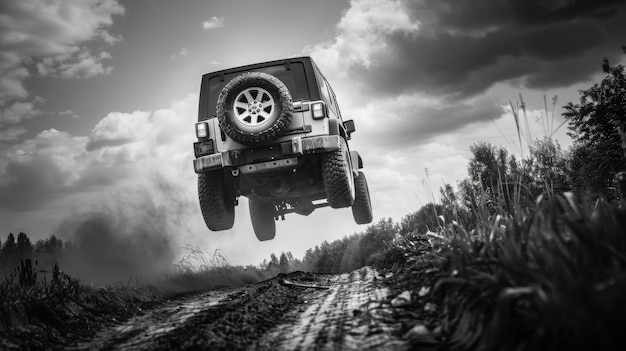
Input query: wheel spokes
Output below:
<box><xmin>243</xmin><ymin>90</ymin><xmax>254</xmax><ymax>103</ymax></box>
<box><xmin>255</xmin><ymin>90</ymin><xmax>264</xmax><ymax>102</ymax></box>
<box><xmin>233</xmin><ymin>87</ymin><xmax>275</xmax><ymax>127</ymax></box>
<box><xmin>238</xmin><ymin>110</ymin><xmax>250</xmax><ymax>121</ymax></box>
<box><xmin>258</xmin><ymin>110</ymin><xmax>272</xmax><ymax>120</ymax></box>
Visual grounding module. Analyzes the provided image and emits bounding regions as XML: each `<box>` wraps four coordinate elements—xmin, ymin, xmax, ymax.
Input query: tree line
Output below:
<box><xmin>0</xmin><ymin>233</ymin><xmax>69</xmax><ymax>276</ymax></box>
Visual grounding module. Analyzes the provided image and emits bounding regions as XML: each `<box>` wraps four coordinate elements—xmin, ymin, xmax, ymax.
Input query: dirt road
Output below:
<box><xmin>74</xmin><ymin>267</ymin><xmax>411</xmax><ymax>350</ymax></box>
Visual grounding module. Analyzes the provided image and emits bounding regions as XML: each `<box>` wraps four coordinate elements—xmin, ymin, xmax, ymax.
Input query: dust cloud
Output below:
<box><xmin>56</xmin><ymin>176</ymin><xmax>198</xmax><ymax>285</ymax></box>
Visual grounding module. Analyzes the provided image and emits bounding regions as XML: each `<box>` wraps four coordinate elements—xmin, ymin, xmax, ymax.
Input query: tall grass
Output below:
<box><xmin>386</xmin><ymin>195</ymin><xmax>626</xmax><ymax>350</ymax></box>
<box><xmin>382</xmin><ymin>95</ymin><xmax>626</xmax><ymax>350</ymax></box>
<box><xmin>0</xmin><ymin>259</ymin><xmax>159</xmax><ymax>349</ymax></box>
<box><xmin>158</xmin><ymin>245</ymin><xmax>271</xmax><ymax>294</ymax></box>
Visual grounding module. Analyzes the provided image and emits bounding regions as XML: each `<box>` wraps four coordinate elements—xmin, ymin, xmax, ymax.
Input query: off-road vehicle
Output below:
<box><xmin>193</xmin><ymin>57</ymin><xmax>372</xmax><ymax>240</ymax></box>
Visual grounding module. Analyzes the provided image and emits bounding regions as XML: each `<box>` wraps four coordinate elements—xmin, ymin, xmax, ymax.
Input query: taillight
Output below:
<box><xmin>312</xmin><ymin>102</ymin><xmax>326</xmax><ymax>119</ymax></box>
<box><xmin>195</xmin><ymin>121</ymin><xmax>209</xmax><ymax>138</ymax></box>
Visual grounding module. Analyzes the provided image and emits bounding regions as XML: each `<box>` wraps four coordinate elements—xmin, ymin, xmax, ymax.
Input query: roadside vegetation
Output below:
<box><xmin>1</xmin><ymin>47</ymin><xmax>624</xmax><ymax>349</ymax></box>
<box><xmin>374</xmin><ymin>46</ymin><xmax>626</xmax><ymax>350</ymax></box>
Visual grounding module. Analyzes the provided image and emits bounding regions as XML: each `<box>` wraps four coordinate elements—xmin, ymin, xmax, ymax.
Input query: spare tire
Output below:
<box><xmin>217</xmin><ymin>72</ymin><xmax>293</xmax><ymax>145</ymax></box>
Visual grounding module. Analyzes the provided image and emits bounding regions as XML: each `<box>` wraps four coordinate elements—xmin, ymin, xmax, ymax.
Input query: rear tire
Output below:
<box><xmin>352</xmin><ymin>171</ymin><xmax>373</xmax><ymax>224</ymax></box>
<box><xmin>198</xmin><ymin>171</ymin><xmax>235</xmax><ymax>231</ymax></box>
<box><xmin>249</xmin><ymin>199</ymin><xmax>276</xmax><ymax>241</ymax></box>
<box><xmin>322</xmin><ymin>138</ymin><xmax>355</xmax><ymax>208</ymax></box>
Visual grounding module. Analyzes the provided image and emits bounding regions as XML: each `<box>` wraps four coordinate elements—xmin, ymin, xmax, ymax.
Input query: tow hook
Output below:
<box><xmin>232</xmin><ymin>168</ymin><xmax>240</xmax><ymax>177</ymax></box>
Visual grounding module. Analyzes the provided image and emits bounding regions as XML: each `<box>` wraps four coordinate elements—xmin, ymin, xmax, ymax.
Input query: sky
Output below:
<box><xmin>1</xmin><ymin>0</ymin><xmax>625</xmax><ymax>269</ymax></box>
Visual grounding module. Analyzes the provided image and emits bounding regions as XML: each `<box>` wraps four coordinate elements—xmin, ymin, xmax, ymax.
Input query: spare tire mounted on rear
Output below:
<box><xmin>217</xmin><ymin>72</ymin><xmax>293</xmax><ymax>145</ymax></box>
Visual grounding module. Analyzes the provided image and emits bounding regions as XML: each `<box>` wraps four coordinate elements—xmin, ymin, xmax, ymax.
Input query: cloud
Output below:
<box><xmin>86</xmin><ymin>110</ymin><xmax>151</xmax><ymax>152</ymax></box>
<box><xmin>170</xmin><ymin>48</ymin><xmax>189</xmax><ymax>60</ymax></box>
<box><xmin>36</xmin><ymin>50</ymin><xmax>115</xmax><ymax>79</ymax></box>
<box><xmin>58</xmin><ymin>109</ymin><xmax>79</xmax><ymax>119</ymax></box>
<box><xmin>0</xmin><ymin>52</ymin><xmax>29</xmax><ymax>103</ymax></box>
<box><xmin>304</xmin><ymin>0</ymin><xmax>418</xmax><ymax>76</ymax></box>
<box><xmin>351</xmin><ymin>94</ymin><xmax>505</xmax><ymax>148</ymax></box>
<box><xmin>0</xmin><ymin>127</ymin><xmax>27</xmax><ymax>142</ymax></box>
<box><xmin>0</xmin><ymin>93</ymin><xmax>197</xmax><ymax>211</ymax></box>
<box><xmin>0</xmin><ymin>78</ymin><xmax>199</xmax><ymax>217</ymax></box>
<box><xmin>58</xmin><ymin>50</ymin><xmax>114</xmax><ymax>78</ymax></box>
<box><xmin>0</xmin><ymin>128</ymin><xmax>87</xmax><ymax>199</ymax></box>
<box><xmin>98</xmin><ymin>29</ymin><xmax>123</xmax><ymax>45</ymax></box>
<box><xmin>0</xmin><ymin>0</ymin><xmax>125</xmax><ymax>105</ymax></box>
<box><xmin>202</xmin><ymin>16</ymin><xmax>225</xmax><ymax>30</ymax></box>
<box><xmin>306</xmin><ymin>0</ymin><xmax>626</xmax><ymax>100</ymax></box>
<box><xmin>0</xmin><ymin>100</ymin><xmax>42</xmax><ymax>126</ymax></box>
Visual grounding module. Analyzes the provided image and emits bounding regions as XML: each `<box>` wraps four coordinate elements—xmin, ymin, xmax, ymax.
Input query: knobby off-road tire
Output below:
<box><xmin>352</xmin><ymin>171</ymin><xmax>373</xmax><ymax>224</ymax></box>
<box><xmin>198</xmin><ymin>171</ymin><xmax>235</xmax><ymax>231</ymax></box>
<box><xmin>217</xmin><ymin>72</ymin><xmax>293</xmax><ymax>146</ymax></box>
<box><xmin>322</xmin><ymin>138</ymin><xmax>355</xmax><ymax>208</ymax></box>
<box><xmin>249</xmin><ymin>199</ymin><xmax>276</xmax><ymax>241</ymax></box>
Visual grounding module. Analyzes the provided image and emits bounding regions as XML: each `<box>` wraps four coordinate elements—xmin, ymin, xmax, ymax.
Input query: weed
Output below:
<box><xmin>392</xmin><ymin>194</ymin><xmax>626</xmax><ymax>351</ymax></box>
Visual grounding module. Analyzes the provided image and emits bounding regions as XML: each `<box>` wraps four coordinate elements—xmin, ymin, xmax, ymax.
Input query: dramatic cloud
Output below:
<box><xmin>305</xmin><ymin>0</ymin><xmax>418</xmax><ymax>79</ymax></box>
<box><xmin>0</xmin><ymin>94</ymin><xmax>197</xmax><ymax>212</ymax></box>
<box><xmin>0</xmin><ymin>129</ymin><xmax>87</xmax><ymax>207</ymax></box>
<box><xmin>0</xmin><ymin>0</ymin><xmax>125</xmax><ymax>105</ymax></box>
<box><xmin>308</xmin><ymin>0</ymin><xmax>626</xmax><ymax>100</ymax></box>
<box><xmin>351</xmin><ymin>94</ymin><xmax>505</xmax><ymax>148</ymax></box>
<box><xmin>300</xmin><ymin>0</ymin><xmax>626</xmax><ymax>162</ymax></box>
<box><xmin>202</xmin><ymin>16</ymin><xmax>225</xmax><ymax>30</ymax></box>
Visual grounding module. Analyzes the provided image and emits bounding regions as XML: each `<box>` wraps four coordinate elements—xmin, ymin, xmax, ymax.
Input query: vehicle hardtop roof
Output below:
<box><xmin>203</xmin><ymin>56</ymin><xmax>316</xmax><ymax>79</ymax></box>
<box><xmin>198</xmin><ymin>56</ymin><xmax>325</xmax><ymax>121</ymax></box>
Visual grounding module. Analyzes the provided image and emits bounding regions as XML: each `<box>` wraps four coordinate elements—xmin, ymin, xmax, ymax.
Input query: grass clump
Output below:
<box><xmin>387</xmin><ymin>196</ymin><xmax>626</xmax><ymax>351</ymax></box>
<box><xmin>0</xmin><ymin>260</ymin><xmax>159</xmax><ymax>350</ymax></box>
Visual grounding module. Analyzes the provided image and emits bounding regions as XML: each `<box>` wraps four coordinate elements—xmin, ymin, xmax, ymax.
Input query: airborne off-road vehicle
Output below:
<box><xmin>193</xmin><ymin>57</ymin><xmax>373</xmax><ymax>240</ymax></box>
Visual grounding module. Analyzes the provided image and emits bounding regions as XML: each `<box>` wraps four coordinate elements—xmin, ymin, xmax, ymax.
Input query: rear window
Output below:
<box><xmin>207</xmin><ymin>62</ymin><xmax>309</xmax><ymax>115</ymax></box>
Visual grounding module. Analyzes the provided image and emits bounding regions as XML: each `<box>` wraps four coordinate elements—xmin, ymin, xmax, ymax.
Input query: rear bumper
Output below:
<box><xmin>193</xmin><ymin>135</ymin><xmax>341</xmax><ymax>174</ymax></box>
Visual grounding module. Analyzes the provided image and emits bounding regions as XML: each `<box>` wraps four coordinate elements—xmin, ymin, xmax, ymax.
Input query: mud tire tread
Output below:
<box><xmin>352</xmin><ymin>171</ymin><xmax>373</xmax><ymax>224</ymax></box>
<box><xmin>322</xmin><ymin>138</ymin><xmax>355</xmax><ymax>208</ymax></box>
<box><xmin>198</xmin><ymin>171</ymin><xmax>235</xmax><ymax>231</ymax></box>
<box><xmin>249</xmin><ymin>199</ymin><xmax>276</xmax><ymax>241</ymax></box>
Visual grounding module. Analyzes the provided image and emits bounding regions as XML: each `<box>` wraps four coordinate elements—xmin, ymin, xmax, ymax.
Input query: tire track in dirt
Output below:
<box><xmin>254</xmin><ymin>267</ymin><xmax>407</xmax><ymax>350</ymax></box>
<box><xmin>72</xmin><ymin>267</ymin><xmax>408</xmax><ymax>350</ymax></box>
<box><xmin>72</xmin><ymin>290</ymin><xmax>233</xmax><ymax>350</ymax></box>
